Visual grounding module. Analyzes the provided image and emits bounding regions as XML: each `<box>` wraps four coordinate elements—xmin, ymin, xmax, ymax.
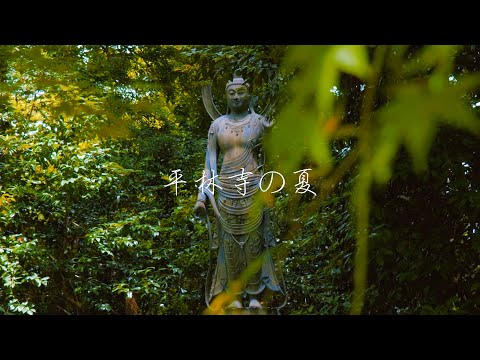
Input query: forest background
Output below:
<box><xmin>1</xmin><ymin>45</ymin><xmax>479</xmax><ymax>315</ymax></box>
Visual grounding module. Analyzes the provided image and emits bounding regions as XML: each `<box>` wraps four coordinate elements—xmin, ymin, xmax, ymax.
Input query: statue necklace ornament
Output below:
<box><xmin>224</xmin><ymin>114</ymin><xmax>253</xmax><ymax>137</ymax></box>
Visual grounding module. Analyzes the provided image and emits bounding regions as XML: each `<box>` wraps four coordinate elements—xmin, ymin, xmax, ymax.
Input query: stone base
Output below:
<box><xmin>223</xmin><ymin>307</ymin><xmax>280</xmax><ymax>315</ymax></box>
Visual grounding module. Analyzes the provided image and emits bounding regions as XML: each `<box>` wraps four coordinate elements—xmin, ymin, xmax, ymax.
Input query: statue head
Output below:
<box><xmin>225</xmin><ymin>75</ymin><xmax>250</xmax><ymax>114</ymax></box>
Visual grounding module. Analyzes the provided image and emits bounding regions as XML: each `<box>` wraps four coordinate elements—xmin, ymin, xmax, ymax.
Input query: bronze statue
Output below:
<box><xmin>193</xmin><ymin>75</ymin><xmax>286</xmax><ymax>311</ymax></box>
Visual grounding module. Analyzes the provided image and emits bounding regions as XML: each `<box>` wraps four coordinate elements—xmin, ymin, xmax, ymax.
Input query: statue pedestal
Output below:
<box><xmin>223</xmin><ymin>307</ymin><xmax>279</xmax><ymax>315</ymax></box>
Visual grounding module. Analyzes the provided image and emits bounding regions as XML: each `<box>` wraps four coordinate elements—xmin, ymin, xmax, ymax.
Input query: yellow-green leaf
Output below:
<box><xmin>331</xmin><ymin>45</ymin><xmax>371</xmax><ymax>80</ymax></box>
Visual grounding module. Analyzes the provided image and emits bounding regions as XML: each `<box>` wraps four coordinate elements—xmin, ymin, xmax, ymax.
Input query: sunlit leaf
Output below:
<box><xmin>331</xmin><ymin>45</ymin><xmax>371</xmax><ymax>80</ymax></box>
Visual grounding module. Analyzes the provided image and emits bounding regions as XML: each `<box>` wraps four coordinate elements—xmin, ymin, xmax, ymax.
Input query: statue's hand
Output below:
<box><xmin>193</xmin><ymin>200</ymin><xmax>207</xmax><ymax>219</ymax></box>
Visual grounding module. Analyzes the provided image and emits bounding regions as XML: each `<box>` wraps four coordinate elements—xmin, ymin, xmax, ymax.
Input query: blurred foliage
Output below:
<box><xmin>266</xmin><ymin>45</ymin><xmax>480</xmax><ymax>314</ymax></box>
<box><xmin>0</xmin><ymin>45</ymin><xmax>479</xmax><ymax>315</ymax></box>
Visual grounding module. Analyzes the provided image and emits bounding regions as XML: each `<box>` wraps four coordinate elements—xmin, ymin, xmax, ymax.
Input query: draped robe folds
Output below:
<box><xmin>199</xmin><ymin>113</ymin><xmax>285</xmax><ymax>301</ymax></box>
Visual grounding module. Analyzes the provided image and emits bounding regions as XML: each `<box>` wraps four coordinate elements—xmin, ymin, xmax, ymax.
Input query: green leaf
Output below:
<box><xmin>331</xmin><ymin>45</ymin><xmax>371</xmax><ymax>80</ymax></box>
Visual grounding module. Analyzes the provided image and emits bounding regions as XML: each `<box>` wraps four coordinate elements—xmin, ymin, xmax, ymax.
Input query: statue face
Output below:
<box><xmin>226</xmin><ymin>84</ymin><xmax>250</xmax><ymax>113</ymax></box>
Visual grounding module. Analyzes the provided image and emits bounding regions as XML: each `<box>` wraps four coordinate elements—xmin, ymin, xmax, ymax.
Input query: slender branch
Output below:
<box><xmin>350</xmin><ymin>45</ymin><xmax>388</xmax><ymax>315</ymax></box>
<box><xmin>27</xmin><ymin>92</ymin><xmax>37</xmax><ymax>122</ymax></box>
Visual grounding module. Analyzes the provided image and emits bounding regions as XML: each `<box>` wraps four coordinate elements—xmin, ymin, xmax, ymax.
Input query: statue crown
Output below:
<box><xmin>225</xmin><ymin>76</ymin><xmax>250</xmax><ymax>91</ymax></box>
